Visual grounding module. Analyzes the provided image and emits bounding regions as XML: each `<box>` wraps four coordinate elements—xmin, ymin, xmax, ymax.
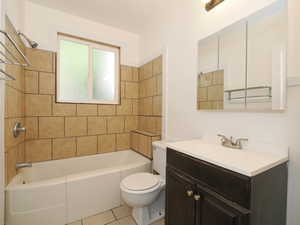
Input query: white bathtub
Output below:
<box><xmin>5</xmin><ymin>150</ymin><xmax>151</xmax><ymax>225</ymax></box>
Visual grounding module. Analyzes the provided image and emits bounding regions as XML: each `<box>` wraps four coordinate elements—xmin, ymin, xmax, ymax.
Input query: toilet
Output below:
<box><xmin>120</xmin><ymin>141</ymin><xmax>167</xmax><ymax>225</ymax></box>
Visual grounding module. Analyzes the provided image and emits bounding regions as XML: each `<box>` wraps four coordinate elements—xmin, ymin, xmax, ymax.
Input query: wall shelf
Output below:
<box><xmin>0</xmin><ymin>29</ymin><xmax>31</xmax><ymax>81</ymax></box>
<box><xmin>224</xmin><ymin>86</ymin><xmax>272</xmax><ymax>101</ymax></box>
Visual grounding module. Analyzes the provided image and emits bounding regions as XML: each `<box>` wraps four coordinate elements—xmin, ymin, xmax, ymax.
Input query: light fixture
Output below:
<box><xmin>203</xmin><ymin>0</ymin><xmax>225</xmax><ymax>11</ymax></box>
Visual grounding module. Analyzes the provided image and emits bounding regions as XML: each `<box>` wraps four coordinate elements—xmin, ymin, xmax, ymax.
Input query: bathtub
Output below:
<box><xmin>5</xmin><ymin>150</ymin><xmax>151</xmax><ymax>225</ymax></box>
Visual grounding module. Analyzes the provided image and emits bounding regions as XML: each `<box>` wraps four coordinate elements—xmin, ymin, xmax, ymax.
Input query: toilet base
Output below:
<box><xmin>132</xmin><ymin>190</ymin><xmax>165</xmax><ymax>225</ymax></box>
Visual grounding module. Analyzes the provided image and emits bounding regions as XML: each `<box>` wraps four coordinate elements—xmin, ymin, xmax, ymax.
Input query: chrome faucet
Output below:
<box><xmin>16</xmin><ymin>162</ymin><xmax>32</xmax><ymax>169</ymax></box>
<box><xmin>218</xmin><ymin>134</ymin><xmax>248</xmax><ymax>150</ymax></box>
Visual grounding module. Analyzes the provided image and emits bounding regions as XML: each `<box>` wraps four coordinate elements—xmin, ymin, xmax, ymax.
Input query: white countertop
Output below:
<box><xmin>166</xmin><ymin>139</ymin><xmax>289</xmax><ymax>177</ymax></box>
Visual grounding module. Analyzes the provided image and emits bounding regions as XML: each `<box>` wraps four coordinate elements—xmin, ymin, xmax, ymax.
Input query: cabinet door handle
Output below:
<box><xmin>186</xmin><ymin>190</ymin><xmax>194</xmax><ymax>197</ymax></box>
<box><xmin>194</xmin><ymin>194</ymin><xmax>201</xmax><ymax>201</ymax></box>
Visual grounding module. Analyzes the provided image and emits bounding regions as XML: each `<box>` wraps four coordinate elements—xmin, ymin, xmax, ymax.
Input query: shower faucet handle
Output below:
<box><xmin>13</xmin><ymin>122</ymin><xmax>26</xmax><ymax>137</ymax></box>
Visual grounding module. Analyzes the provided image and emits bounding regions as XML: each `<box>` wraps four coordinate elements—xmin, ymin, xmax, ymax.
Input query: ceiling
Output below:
<box><xmin>27</xmin><ymin>0</ymin><xmax>166</xmax><ymax>34</ymax></box>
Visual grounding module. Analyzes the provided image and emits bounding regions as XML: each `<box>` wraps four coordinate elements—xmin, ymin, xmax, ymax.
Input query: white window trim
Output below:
<box><xmin>57</xmin><ymin>34</ymin><xmax>120</xmax><ymax>104</ymax></box>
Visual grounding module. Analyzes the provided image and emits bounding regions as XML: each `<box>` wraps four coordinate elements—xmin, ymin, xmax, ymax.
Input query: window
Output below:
<box><xmin>57</xmin><ymin>33</ymin><xmax>120</xmax><ymax>104</ymax></box>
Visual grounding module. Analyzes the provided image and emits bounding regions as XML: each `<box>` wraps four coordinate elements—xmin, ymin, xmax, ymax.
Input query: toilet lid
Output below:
<box><xmin>122</xmin><ymin>173</ymin><xmax>159</xmax><ymax>191</ymax></box>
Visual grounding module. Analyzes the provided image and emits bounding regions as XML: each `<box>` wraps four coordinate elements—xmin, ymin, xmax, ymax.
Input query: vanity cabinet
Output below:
<box><xmin>165</xmin><ymin>148</ymin><xmax>288</xmax><ymax>225</ymax></box>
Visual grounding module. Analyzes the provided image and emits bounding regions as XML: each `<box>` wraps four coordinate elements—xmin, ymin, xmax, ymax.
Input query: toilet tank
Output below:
<box><xmin>152</xmin><ymin>141</ymin><xmax>167</xmax><ymax>178</ymax></box>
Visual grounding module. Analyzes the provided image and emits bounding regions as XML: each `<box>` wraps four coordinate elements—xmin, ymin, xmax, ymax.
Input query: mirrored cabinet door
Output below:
<box><xmin>219</xmin><ymin>21</ymin><xmax>247</xmax><ymax>110</ymax></box>
<box><xmin>197</xmin><ymin>0</ymin><xmax>287</xmax><ymax>112</ymax></box>
<box><xmin>198</xmin><ymin>35</ymin><xmax>219</xmax><ymax>74</ymax></box>
<box><xmin>247</xmin><ymin>1</ymin><xmax>287</xmax><ymax>111</ymax></box>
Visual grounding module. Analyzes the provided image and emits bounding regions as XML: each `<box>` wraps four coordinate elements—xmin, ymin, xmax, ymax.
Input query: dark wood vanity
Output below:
<box><xmin>165</xmin><ymin>148</ymin><xmax>288</xmax><ymax>225</ymax></box>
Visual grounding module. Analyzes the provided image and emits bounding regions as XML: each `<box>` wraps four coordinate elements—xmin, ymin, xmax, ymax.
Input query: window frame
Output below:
<box><xmin>57</xmin><ymin>33</ymin><xmax>120</xmax><ymax>104</ymax></box>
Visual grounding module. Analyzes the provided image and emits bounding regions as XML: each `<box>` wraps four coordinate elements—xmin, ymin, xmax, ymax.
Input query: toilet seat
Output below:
<box><xmin>121</xmin><ymin>173</ymin><xmax>160</xmax><ymax>192</ymax></box>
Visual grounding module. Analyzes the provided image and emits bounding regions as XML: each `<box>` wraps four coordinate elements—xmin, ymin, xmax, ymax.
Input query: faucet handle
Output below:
<box><xmin>217</xmin><ymin>134</ymin><xmax>226</xmax><ymax>139</ymax></box>
<box><xmin>235</xmin><ymin>138</ymin><xmax>248</xmax><ymax>149</ymax></box>
<box><xmin>236</xmin><ymin>138</ymin><xmax>248</xmax><ymax>143</ymax></box>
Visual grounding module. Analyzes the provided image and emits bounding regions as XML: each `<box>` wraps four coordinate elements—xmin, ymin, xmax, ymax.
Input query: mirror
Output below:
<box><xmin>197</xmin><ymin>0</ymin><xmax>287</xmax><ymax>111</ymax></box>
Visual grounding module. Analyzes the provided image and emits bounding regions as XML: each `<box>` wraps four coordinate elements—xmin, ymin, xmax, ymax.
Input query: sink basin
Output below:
<box><xmin>166</xmin><ymin>139</ymin><xmax>288</xmax><ymax>177</ymax></box>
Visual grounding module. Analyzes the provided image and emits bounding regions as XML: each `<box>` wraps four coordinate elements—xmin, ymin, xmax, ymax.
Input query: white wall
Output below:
<box><xmin>6</xmin><ymin>0</ymin><xmax>25</xmax><ymax>31</ymax></box>
<box><xmin>1</xmin><ymin>0</ymin><xmax>26</xmax><ymax>223</ymax></box>
<box><xmin>23</xmin><ymin>1</ymin><xmax>140</xmax><ymax>66</ymax></box>
<box><xmin>139</xmin><ymin>0</ymin><xmax>300</xmax><ymax>224</ymax></box>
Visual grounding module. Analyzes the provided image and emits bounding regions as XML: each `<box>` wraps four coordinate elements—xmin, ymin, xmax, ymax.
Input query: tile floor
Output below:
<box><xmin>67</xmin><ymin>204</ymin><xmax>165</xmax><ymax>225</ymax></box>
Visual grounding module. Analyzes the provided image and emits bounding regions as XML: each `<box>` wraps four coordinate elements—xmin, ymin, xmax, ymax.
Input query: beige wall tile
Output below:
<box><xmin>25</xmin><ymin>117</ymin><xmax>38</xmax><ymax>140</ymax></box>
<box><xmin>198</xmin><ymin>87</ymin><xmax>208</xmax><ymax>102</ymax></box>
<box><xmin>77</xmin><ymin>104</ymin><xmax>98</xmax><ymax>116</ymax></box>
<box><xmin>77</xmin><ymin>136</ymin><xmax>97</xmax><ymax>156</ymax></box>
<box><xmin>143</xmin><ymin>97</ymin><xmax>153</xmax><ymax>116</ymax></box>
<box><xmin>139</xmin><ymin>134</ymin><xmax>152</xmax><ymax>158</ymax></box>
<box><xmin>98</xmin><ymin>134</ymin><xmax>116</xmax><ymax>153</ymax></box>
<box><xmin>98</xmin><ymin>105</ymin><xmax>116</xmax><ymax>116</ymax></box>
<box><xmin>198</xmin><ymin>101</ymin><xmax>212</xmax><ymax>110</ymax></box>
<box><xmin>199</xmin><ymin>72</ymin><xmax>213</xmax><ymax>87</ymax></box>
<box><xmin>132</xmin><ymin>99</ymin><xmax>138</xmax><ymax>115</ymax></box>
<box><xmin>5</xmin><ymin>118</ymin><xmax>25</xmax><ymax>150</ymax></box>
<box><xmin>25</xmin><ymin>94</ymin><xmax>52</xmax><ymax>116</ymax></box>
<box><xmin>26</xmin><ymin>48</ymin><xmax>54</xmax><ymax>72</ymax></box>
<box><xmin>140</xmin><ymin>62</ymin><xmax>153</xmax><ymax>80</ymax></box>
<box><xmin>39</xmin><ymin>117</ymin><xmax>64</xmax><ymax>138</ymax></box>
<box><xmin>53</xmin><ymin>137</ymin><xmax>76</xmax><ymax>160</ymax></box>
<box><xmin>132</xmin><ymin>67</ymin><xmax>139</xmax><ymax>81</ymax></box>
<box><xmin>155</xmin><ymin>75</ymin><xmax>162</xmax><ymax>96</ymax></box>
<box><xmin>153</xmin><ymin>96</ymin><xmax>162</xmax><ymax>116</ymax></box>
<box><xmin>138</xmin><ymin>116</ymin><xmax>159</xmax><ymax>134</ymax></box>
<box><xmin>17</xmin><ymin>143</ymin><xmax>25</xmax><ymax>163</ymax></box>
<box><xmin>125</xmin><ymin>116</ymin><xmax>138</xmax><ymax>132</ymax></box>
<box><xmin>53</xmin><ymin>98</ymin><xmax>76</xmax><ymax>116</ymax></box>
<box><xmin>147</xmin><ymin>117</ymin><xmax>157</xmax><ymax>134</ymax></box>
<box><xmin>125</xmin><ymin>82</ymin><xmax>139</xmax><ymax>99</ymax></box>
<box><xmin>139</xmin><ymin>80</ymin><xmax>146</xmax><ymax>98</ymax></box>
<box><xmin>88</xmin><ymin>117</ymin><xmax>107</xmax><ymax>135</ymax></box>
<box><xmin>212</xmin><ymin>101</ymin><xmax>224</xmax><ymax>110</ymax></box>
<box><xmin>39</xmin><ymin>72</ymin><xmax>55</xmax><ymax>95</ymax></box>
<box><xmin>208</xmin><ymin>85</ymin><xmax>224</xmax><ymax>101</ymax></box>
<box><xmin>5</xmin><ymin>86</ymin><xmax>24</xmax><ymax>118</ymax></box>
<box><xmin>25</xmin><ymin>70</ymin><xmax>38</xmax><ymax>94</ymax></box>
<box><xmin>130</xmin><ymin>132</ymin><xmax>139</xmax><ymax>151</ymax></box>
<box><xmin>25</xmin><ymin>139</ymin><xmax>52</xmax><ymax>162</ymax></box>
<box><xmin>116</xmin><ymin>133</ymin><xmax>130</xmax><ymax>150</ymax></box>
<box><xmin>6</xmin><ymin>64</ymin><xmax>24</xmax><ymax>92</ymax></box>
<box><xmin>121</xmin><ymin>66</ymin><xmax>133</xmax><ymax>81</ymax></box>
<box><xmin>65</xmin><ymin>117</ymin><xmax>87</xmax><ymax>137</ymax></box>
<box><xmin>117</xmin><ymin>99</ymin><xmax>132</xmax><ymax>115</ymax></box>
<box><xmin>138</xmin><ymin>116</ymin><xmax>147</xmax><ymax>131</ymax></box>
<box><xmin>121</xmin><ymin>82</ymin><xmax>125</xmax><ymax>98</ymax></box>
<box><xmin>146</xmin><ymin>77</ymin><xmax>156</xmax><ymax>97</ymax></box>
<box><xmin>155</xmin><ymin>117</ymin><xmax>162</xmax><ymax>135</ymax></box>
<box><xmin>153</xmin><ymin>56</ymin><xmax>162</xmax><ymax>76</ymax></box>
<box><xmin>5</xmin><ymin>149</ymin><xmax>16</xmax><ymax>184</ymax></box>
<box><xmin>212</xmin><ymin>70</ymin><xmax>224</xmax><ymax>85</ymax></box>
<box><xmin>107</xmin><ymin>117</ymin><xmax>124</xmax><ymax>134</ymax></box>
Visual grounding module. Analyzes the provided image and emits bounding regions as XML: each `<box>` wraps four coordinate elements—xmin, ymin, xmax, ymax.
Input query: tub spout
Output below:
<box><xmin>16</xmin><ymin>162</ymin><xmax>32</xmax><ymax>169</ymax></box>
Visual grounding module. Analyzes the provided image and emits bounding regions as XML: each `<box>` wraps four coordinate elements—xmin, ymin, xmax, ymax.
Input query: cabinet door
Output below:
<box><xmin>198</xmin><ymin>35</ymin><xmax>219</xmax><ymax>74</ymax></box>
<box><xmin>166</xmin><ymin>167</ymin><xmax>196</xmax><ymax>225</ymax></box>
<box><xmin>247</xmin><ymin>1</ymin><xmax>287</xmax><ymax>110</ymax></box>
<box><xmin>219</xmin><ymin>21</ymin><xmax>247</xmax><ymax>110</ymax></box>
<box><xmin>195</xmin><ymin>184</ymin><xmax>249</xmax><ymax>225</ymax></box>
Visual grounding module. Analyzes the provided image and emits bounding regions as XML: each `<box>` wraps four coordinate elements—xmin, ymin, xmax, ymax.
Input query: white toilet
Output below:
<box><xmin>120</xmin><ymin>141</ymin><xmax>167</xmax><ymax>225</ymax></box>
